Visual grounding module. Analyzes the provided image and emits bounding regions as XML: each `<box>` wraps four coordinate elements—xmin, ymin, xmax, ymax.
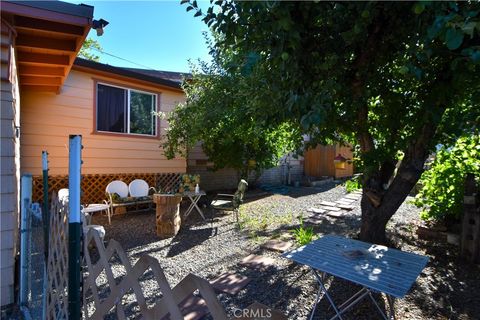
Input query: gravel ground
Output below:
<box><xmin>88</xmin><ymin>182</ymin><xmax>480</xmax><ymax>319</ymax></box>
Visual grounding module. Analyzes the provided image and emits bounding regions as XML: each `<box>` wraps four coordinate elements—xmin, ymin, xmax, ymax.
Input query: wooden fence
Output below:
<box><xmin>44</xmin><ymin>192</ymin><xmax>227</xmax><ymax>319</ymax></box>
<box><xmin>32</xmin><ymin>172</ymin><xmax>182</xmax><ymax>204</ymax></box>
<box><xmin>83</xmin><ymin>228</ymin><xmax>227</xmax><ymax>319</ymax></box>
<box><xmin>304</xmin><ymin>144</ymin><xmax>353</xmax><ymax>179</ymax></box>
<box><xmin>46</xmin><ymin>193</ymin><xmax>69</xmax><ymax>320</ymax></box>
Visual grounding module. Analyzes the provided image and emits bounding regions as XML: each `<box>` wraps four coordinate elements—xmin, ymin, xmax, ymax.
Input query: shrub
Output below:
<box><xmin>292</xmin><ymin>220</ymin><xmax>315</xmax><ymax>246</ymax></box>
<box><xmin>414</xmin><ymin>134</ymin><xmax>480</xmax><ymax>221</ymax></box>
<box><xmin>344</xmin><ymin>176</ymin><xmax>362</xmax><ymax>193</ymax></box>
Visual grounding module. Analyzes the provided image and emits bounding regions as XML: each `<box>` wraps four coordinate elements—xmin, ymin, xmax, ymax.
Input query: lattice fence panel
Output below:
<box><xmin>82</xmin><ymin>229</ymin><xmax>227</xmax><ymax>319</ymax></box>
<box><xmin>32</xmin><ymin>173</ymin><xmax>182</xmax><ymax>204</ymax></box>
<box><xmin>46</xmin><ymin>193</ymin><xmax>69</xmax><ymax>320</ymax></box>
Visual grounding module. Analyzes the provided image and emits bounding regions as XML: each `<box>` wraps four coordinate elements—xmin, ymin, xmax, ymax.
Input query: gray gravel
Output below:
<box><xmin>86</xmin><ymin>183</ymin><xmax>480</xmax><ymax>320</ymax></box>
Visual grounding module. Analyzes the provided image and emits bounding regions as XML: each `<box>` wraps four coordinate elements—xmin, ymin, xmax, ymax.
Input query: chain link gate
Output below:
<box><xmin>19</xmin><ymin>174</ymin><xmax>47</xmax><ymax>319</ymax></box>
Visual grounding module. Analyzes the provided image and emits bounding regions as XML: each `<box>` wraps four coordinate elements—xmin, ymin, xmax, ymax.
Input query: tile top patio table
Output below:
<box><xmin>283</xmin><ymin>234</ymin><xmax>429</xmax><ymax>320</ymax></box>
<box><xmin>182</xmin><ymin>191</ymin><xmax>207</xmax><ymax>220</ymax></box>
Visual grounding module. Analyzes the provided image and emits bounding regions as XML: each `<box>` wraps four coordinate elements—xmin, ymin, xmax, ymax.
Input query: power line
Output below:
<box><xmin>91</xmin><ymin>47</ymin><xmax>158</xmax><ymax>70</ymax></box>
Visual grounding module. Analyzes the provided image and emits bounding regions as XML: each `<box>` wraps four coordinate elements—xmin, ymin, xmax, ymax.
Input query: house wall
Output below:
<box><xmin>187</xmin><ymin>166</ymin><xmax>240</xmax><ymax>191</ymax></box>
<box><xmin>257</xmin><ymin>157</ymin><xmax>304</xmax><ymax>185</ymax></box>
<box><xmin>21</xmin><ymin>69</ymin><xmax>186</xmax><ymax>176</ymax></box>
<box><xmin>1</xmin><ymin>21</ymin><xmax>20</xmax><ymax>308</ymax></box>
<box><xmin>187</xmin><ymin>142</ymin><xmax>304</xmax><ymax>191</ymax></box>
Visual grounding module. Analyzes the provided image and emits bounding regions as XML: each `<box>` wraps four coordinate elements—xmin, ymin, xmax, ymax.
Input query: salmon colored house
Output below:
<box><xmin>0</xmin><ymin>0</ymin><xmax>354</xmax><ymax>311</ymax></box>
<box><xmin>22</xmin><ymin>57</ymin><xmax>188</xmax><ymax>202</ymax></box>
<box><xmin>1</xmin><ymin>1</ymin><xmax>187</xmax><ymax>310</ymax></box>
<box><xmin>22</xmin><ymin>58</ymin><xmax>187</xmax><ymax>177</ymax></box>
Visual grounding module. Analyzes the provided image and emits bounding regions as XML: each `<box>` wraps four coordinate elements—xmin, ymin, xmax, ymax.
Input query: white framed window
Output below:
<box><xmin>96</xmin><ymin>82</ymin><xmax>158</xmax><ymax>136</ymax></box>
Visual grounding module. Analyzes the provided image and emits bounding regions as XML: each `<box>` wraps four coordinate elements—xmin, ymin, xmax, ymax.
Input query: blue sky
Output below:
<box><xmin>67</xmin><ymin>0</ymin><xmax>211</xmax><ymax>72</ymax></box>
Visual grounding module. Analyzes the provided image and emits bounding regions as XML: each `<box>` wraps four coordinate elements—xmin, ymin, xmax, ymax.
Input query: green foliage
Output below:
<box><xmin>79</xmin><ymin>38</ymin><xmax>102</xmax><ymax>61</ymax></box>
<box><xmin>179</xmin><ymin>0</ymin><xmax>480</xmax><ymax>239</ymax></box>
<box><xmin>179</xmin><ymin>1</ymin><xmax>480</xmax><ymax>171</ymax></box>
<box><xmin>414</xmin><ymin>134</ymin><xmax>480</xmax><ymax>221</ymax></box>
<box><xmin>162</xmin><ymin>58</ymin><xmax>303</xmax><ymax>176</ymax></box>
<box><xmin>292</xmin><ymin>220</ymin><xmax>315</xmax><ymax>246</ymax></box>
<box><xmin>345</xmin><ymin>176</ymin><xmax>362</xmax><ymax>193</ymax></box>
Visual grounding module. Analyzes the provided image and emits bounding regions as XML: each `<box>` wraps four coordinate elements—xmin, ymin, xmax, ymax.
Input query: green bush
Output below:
<box><xmin>414</xmin><ymin>134</ymin><xmax>480</xmax><ymax>221</ymax></box>
<box><xmin>344</xmin><ymin>176</ymin><xmax>362</xmax><ymax>193</ymax></box>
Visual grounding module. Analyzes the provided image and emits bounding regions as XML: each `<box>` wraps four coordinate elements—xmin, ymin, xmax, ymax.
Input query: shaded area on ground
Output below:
<box><xmin>88</xmin><ymin>183</ymin><xmax>480</xmax><ymax>320</ymax></box>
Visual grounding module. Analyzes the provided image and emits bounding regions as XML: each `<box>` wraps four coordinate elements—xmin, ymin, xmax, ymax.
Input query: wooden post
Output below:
<box><xmin>153</xmin><ymin>194</ymin><xmax>182</xmax><ymax>238</ymax></box>
<box><xmin>461</xmin><ymin>174</ymin><xmax>480</xmax><ymax>263</ymax></box>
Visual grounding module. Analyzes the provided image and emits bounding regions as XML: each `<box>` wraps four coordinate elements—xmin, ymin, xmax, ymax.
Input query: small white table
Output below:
<box><xmin>82</xmin><ymin>203</ymin><xmax>110</xmax><ymax>225</ymax></box>
<box><xmin>182</xmin><ymin>191</ymin><xmax>206</xmax><ymax>220</ymax></box>
<box><xmin>81</xmin><ymin>203</ymin><xmax>109</xmax><ymax>240</ymax></box>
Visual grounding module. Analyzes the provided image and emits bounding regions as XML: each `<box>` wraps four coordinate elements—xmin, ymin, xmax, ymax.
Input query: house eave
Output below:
<box><xmin>72</xmin><ymin>59</ymin><xmax>184</xmax><ymax>92</ymax></box>
<box><xmin>2</xmin><ymin>1</ymin><xmax>94</xmax><ymax>93</ymax></box>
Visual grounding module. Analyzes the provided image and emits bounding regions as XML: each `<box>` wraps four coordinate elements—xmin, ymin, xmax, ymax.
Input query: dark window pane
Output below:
<box><xmin>97</xmin><ymin>84</ymin><xmax>126</xmax><ymax>133</ymax></box>
<box><xmin>130</xmin><ymin>91</ymin><xmax>155</xmax><ymax>135</ymax></box>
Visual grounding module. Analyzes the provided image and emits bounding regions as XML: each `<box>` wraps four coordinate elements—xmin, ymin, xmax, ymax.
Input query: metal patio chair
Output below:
<box><xmin>210</xmin><ymin>179</ymin><xmax>248</xmax><ymax>223</ymax></box>
<box><xmin>105</xmin><ymin>179</ymin><xmax>155</xmax><ymax>224</ymax></box>
<box><xmin>128</xmin><ymin>179</ymin><xmax>157</xmax><ymax>197</ymax></box>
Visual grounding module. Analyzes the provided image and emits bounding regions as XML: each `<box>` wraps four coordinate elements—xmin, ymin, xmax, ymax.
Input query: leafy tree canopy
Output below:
<box><xmin>188</xmin><ymin>1</ymin><xmax>479</xmax><ymax>157</ymax></box>
<box><xmin>79</xmin><ymin>38</ymin><xmax>102</xmax><ymax>61</ymax></box>
<box><xmin>163</xmin><ymin>58</ymin><xmax>302</xmax><ymax>175</ymax></box>
<box><xmin>172</xmin><ymin>1</ymin><xmax>480</xmax><ymax>243</ymax></box>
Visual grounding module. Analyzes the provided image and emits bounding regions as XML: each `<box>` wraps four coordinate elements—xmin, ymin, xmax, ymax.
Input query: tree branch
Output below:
<box><xmin>380</xmin><ymin>125</ymin><xmax>436</xmax><ymax>216</ymax></box>
<box><xmin>350</xmin><ymin>5</ymin><xmax>387</xmax><ymax>156</ymax></box>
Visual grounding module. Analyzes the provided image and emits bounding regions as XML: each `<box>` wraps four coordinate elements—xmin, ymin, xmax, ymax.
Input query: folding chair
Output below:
<box><xmin>210</xmin><ymin>179</ymin><xmax>248</xmax><ymax>223</ymax></box>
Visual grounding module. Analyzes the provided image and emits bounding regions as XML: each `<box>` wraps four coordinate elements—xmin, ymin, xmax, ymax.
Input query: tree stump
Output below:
<box><xmin>153</xmin><ymin>194</ymin><xmax>182</xmax><ymax>238</ymax></box>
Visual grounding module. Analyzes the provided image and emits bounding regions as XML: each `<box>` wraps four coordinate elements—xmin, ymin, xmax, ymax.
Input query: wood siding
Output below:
<box><xmin>1</xmin><ymin>22</ymin><xmax>20</xmax><ymax>307</ymax></box>
<box><xmin>21</xmin><ymin>70</ymin><xmax>186</xmax><ymax>176</ymax></box>
<box><xmin>304</xmin><ymin>144</ymin><xmax>353</xmax><ymax>179</ymax></box>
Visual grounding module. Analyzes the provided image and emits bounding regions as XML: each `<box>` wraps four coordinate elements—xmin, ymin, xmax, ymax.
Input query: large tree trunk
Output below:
<box><xmin>359</xmin><ymin>167</ymin><xmax>420</xmax><ymax>244</ymax></box>
<box><xmin>345</xmin><ymin>6</ymin><xmax>450</xmax><ymax>244</ymax></box>
<box><xmin>359</xmin><ymin>173</ymin><xmax>420</xmax><ymax>244</ymax></box>
<box><xmin>358</xmin><ymin>124</ymin><xmax>439</xmax><ymax>244</ymax></box>
<box><xmin>359</xmin><ymin>196</ymin><xmax>390</xmax><ymax>244</ymax></box>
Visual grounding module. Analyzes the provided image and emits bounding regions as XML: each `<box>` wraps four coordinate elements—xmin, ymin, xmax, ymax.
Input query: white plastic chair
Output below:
<box><xmin>58</xmin><ymin>188</ymin><xmax>69</xmax><ymax>204</ymax></box>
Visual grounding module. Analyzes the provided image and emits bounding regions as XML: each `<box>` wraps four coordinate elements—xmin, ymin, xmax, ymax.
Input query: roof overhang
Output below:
<box><xmin>2</xmin><ymin>1</ymin><xmax>94</xmax><ymax>93</ymax></box>
<box><xmin>73</xmin><ymin>58</ymin><xmax>184</xmax><ymax>92</ymax></box>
